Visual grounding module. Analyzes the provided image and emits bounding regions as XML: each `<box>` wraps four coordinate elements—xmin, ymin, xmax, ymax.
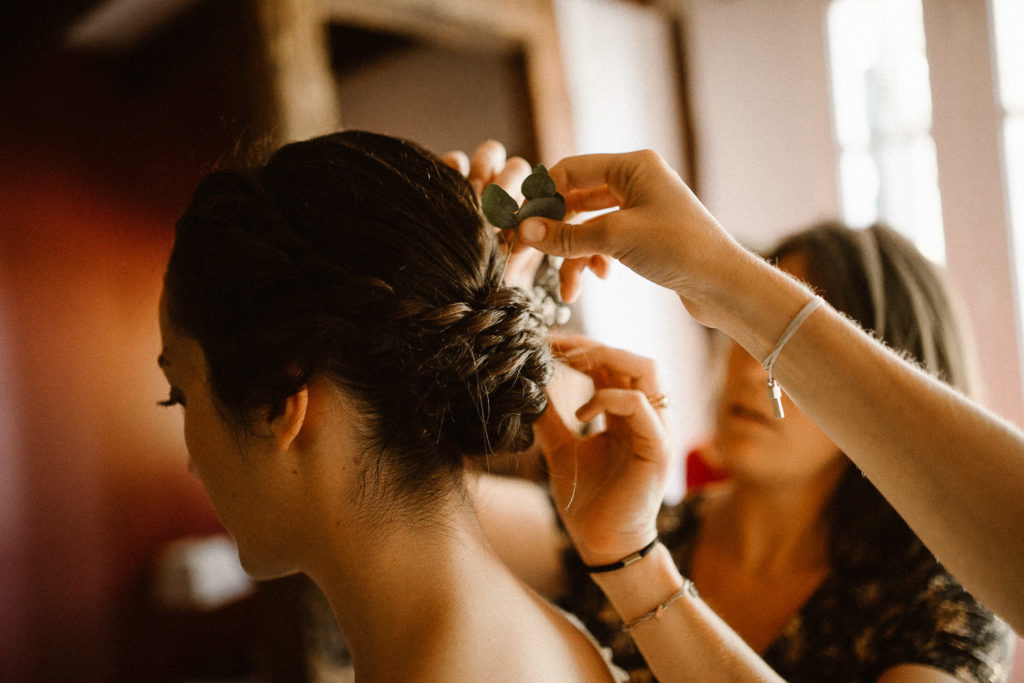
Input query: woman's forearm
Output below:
<box><xmin>591</xmin><ymin>544</ymin><xmax>784</xmax><ymax>682</ymax></box>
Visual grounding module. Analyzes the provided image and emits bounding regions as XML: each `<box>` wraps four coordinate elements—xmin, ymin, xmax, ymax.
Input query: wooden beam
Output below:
<box><xmin>255</xmin><ymin>0</ymin><xmax>340</xmax><ymax>143</ymax></box>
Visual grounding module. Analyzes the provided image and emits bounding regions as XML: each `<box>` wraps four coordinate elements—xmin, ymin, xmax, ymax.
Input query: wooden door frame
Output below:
<box><xmin>256</xmin><ymin>0</ymin><xmax>575</xmax><ymax>162</ymax></box>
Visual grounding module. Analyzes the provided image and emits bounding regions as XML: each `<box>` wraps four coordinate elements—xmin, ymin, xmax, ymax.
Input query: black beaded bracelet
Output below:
<box><xmin>585</xmin><ymin>537</ymin><xmax>660</xmax><ymax>574</ymax></box>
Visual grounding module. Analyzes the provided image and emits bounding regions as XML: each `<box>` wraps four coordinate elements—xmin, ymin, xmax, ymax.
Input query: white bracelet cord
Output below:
<box><xmin>760</xmin><ymin>295</ymin><xmax>824</xmax><ymax>419</ymax></box>
<box><xmin>621</xmin><ymin>578</ymin><xmax>699</xmax><ymax>633</ymax></box>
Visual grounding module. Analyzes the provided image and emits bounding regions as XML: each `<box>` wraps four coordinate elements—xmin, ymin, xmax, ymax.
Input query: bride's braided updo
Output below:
<box><xmin>163</xmin><ymin>130</ymin><xmax>551</xmax><ymax>504</ymax></box>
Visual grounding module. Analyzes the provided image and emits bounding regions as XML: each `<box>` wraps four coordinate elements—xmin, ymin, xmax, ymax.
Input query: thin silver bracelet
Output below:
<box><xmin>760</xmin><ymin>295</ymin><xmax>824</xmax><ymax>419</ymax></box>
<box><xmin>621</xmin><ymin>578</ymin><xmax>699</xmax><ymax>633</ymax></box>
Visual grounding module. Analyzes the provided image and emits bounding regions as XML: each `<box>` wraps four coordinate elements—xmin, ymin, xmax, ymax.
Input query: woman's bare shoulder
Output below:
<box><xmin>399</xmin><ymin>587</ymin><xmax>623</xmax><ymax>682</ymax></box>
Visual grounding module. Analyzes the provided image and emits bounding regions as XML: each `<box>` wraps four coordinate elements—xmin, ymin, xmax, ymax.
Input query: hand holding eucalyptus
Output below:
<box><xmin>481</xmin><ymin>164</ymin><xmax>567</xmax><ymax>230</ymax></box>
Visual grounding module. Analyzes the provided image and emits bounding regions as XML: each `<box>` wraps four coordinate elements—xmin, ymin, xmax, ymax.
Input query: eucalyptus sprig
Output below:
<box><xmin>480</xmin><ymin>164</ymin><xmax>572</xmax><ymax>327</ymax></box>
<box><xmin>481</xmin><ymin>163</ymin><xmax>566</xmax><ymax>230</ymax></box>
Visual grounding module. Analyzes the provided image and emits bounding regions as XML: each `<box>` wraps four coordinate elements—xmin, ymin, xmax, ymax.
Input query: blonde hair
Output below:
<box><xmin>766</xmin><ymin>221</ymin><xmax>981</xmax><ymax>568</ymax></box>
<box><xmin>769</xmin><ymin>221</ymin><xmax>979</xmax><ymax>399</ymax></box>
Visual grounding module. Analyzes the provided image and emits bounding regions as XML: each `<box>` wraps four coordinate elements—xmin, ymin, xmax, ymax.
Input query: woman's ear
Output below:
<box><xmin>271</xmin><ymin>387</ymin><xmax>309</xmax><ymax>452</ymax></box>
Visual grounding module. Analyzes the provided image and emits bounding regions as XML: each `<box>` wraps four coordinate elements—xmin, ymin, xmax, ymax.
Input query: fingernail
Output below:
<box><xmin>520</xmin><ymin>218</ymin><xmax>545</xmax><ymax>243</ymax></box>
<box><xmin>576</xmin><ymin>406</ymin><xmax>597</xmax><ymax>422</ymax></box>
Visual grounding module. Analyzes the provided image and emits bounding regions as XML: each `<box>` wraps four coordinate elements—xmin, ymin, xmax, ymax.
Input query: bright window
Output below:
<box><xmin>994</xmin><ymin>0</ymin><xmax>1024</xmax><ymax>323</ymax></box>
<box><xmin>827</xmin><ymin>0</ymin><xmax>946</xmax><ymax>264</ymax></box>
<box><xmin>993</xmin><ymin>0</ymin><xmax>1024</xmax><ymax>402</ymax></box>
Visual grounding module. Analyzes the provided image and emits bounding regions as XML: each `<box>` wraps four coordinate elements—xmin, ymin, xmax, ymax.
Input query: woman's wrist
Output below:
<box><xmin>589</xmin><ymin>541</ymin><xmax>689</xmax><ymax>624</ymax></box>
<box><xmin>583</xmin><ymin>537</ymin><xmax>660</xmax><ymax>574</ymax></box>
<box><xmin>570</xmin><ymin>527</ymin><xmax>660</xmax><ymax>569</ymax></box>
<box><xmin>687</xmin><ymin>248</ymin><xmax>820</xmax><ymax>364</ymax></box>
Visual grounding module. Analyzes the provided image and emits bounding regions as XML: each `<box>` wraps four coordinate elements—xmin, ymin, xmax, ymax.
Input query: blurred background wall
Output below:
<box><xmin>0</xmin><ymin>4</ymin><xmax>265</xmax><ymax>678</ymax></box>
<box><xmin>0</xmin><ymin>0</ymin><xmax>1020</xmax><ymax>680</ymax></box>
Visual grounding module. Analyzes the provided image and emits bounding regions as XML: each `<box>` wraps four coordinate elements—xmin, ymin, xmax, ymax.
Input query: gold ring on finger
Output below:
<box><xmin>646</xmin><ymin>393</ymin><xmax>670</xmax><ymax>409</ymax></box>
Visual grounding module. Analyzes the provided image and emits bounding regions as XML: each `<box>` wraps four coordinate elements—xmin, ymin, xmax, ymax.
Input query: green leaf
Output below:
<box><xmin>481</xmin><ymin>183</ymin><xmax>520</xmax><ymax>230</ymax></box>
<box><xmin>521</xmin><ymin>163</ymin><xmax>557</xmax><ymax>199</ymax></box>
<box><xmin>482</xmin><ymin>164</ymin><xmax>565</xmax><ymax>230</ymax></box>
<box><xmin>516</xmin><ymin>194</ymin><xmax>566</xmax><ymax>222</ymax></box>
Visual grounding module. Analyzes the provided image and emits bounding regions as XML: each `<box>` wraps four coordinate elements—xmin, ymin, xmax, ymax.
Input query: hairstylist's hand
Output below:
<box><xmin>442</xmin><ymin>141</ymin><xmax>543</xmax><ymax>291</ymax></box>
<box><xmin>536</xmin><ymin>334</ymin><xmax>674</xmax><ymax>567</ymax></box>
<box><xmin>516</xmin><ymin>150</ymin><xmax>748</xmax><ymax>328</ymax></box>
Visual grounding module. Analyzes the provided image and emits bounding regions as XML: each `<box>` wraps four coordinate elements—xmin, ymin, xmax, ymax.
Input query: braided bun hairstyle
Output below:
<box><xmin>163</xmin><ymin>130</ymin><xmax>551</xmax><ymax>504</ymax></box>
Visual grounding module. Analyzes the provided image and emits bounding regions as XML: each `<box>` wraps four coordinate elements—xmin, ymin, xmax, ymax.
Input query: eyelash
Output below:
<box><xmin>158</xmin><ymin>388</ymin><xmax>186</xmax><ymax>409</ymax></box>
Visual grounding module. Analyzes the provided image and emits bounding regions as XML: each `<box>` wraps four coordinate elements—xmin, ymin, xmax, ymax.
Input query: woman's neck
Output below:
<box><xmin>303</xmin><ymin>493</ymin><xmax>512</xmax><ymax>678</ymax></box>
<box><xmin>701</xmin><ymin>468</ymin><xmax>844</xmax><ymax>577</ymax></box>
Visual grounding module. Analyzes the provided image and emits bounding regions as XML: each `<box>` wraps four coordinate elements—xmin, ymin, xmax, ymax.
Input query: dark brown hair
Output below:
<box><xmin>767</xmin><ymin>221</ymin><xmax>977</xmax><ymax>570</ymax></box>
<box><xmin>163</xmin><ymin>130</ymin><xmax>551</xmax><ymax>509</ymax></box>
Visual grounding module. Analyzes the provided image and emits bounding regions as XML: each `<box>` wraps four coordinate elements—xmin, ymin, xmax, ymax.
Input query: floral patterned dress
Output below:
<box><xmin>558</xmin><ymin>494</ymin><xmax>1014</xmax><ymax>683</ymax></box>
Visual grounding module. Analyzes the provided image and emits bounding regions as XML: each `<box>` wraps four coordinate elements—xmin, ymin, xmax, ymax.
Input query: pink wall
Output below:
<box><xmin>678</xmin><ymin>0</ymin><xmax>840</xmax><ymax>248</ymax></box>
